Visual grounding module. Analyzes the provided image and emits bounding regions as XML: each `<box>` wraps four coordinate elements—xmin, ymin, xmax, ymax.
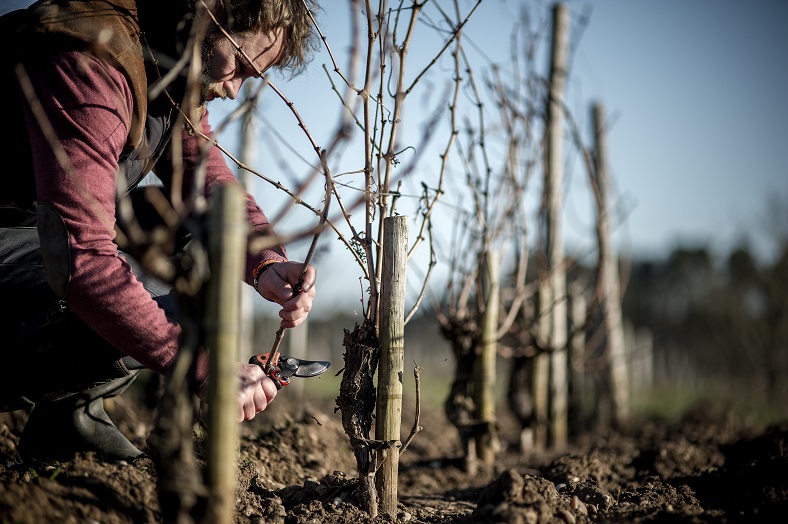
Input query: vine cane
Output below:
<box><xmin>264</xmin><ymin>150</ymin><xmax>333</xmax><ymax>376</ymax></box>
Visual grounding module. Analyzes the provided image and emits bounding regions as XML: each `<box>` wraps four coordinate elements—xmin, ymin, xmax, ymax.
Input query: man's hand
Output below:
<box><xmin>236</xmin><ymin>362</ymin><xmax>278</xmax><ymax>422</ymax></box>
<box><xmin>255</xmin><ymin>261</ymin><xmax>317</xmax><ymax>328</ymax></box>
<box><xmin>194</xmin><ymin>362</ymin><xmax>278</xmax><ymax>422</ymax></box>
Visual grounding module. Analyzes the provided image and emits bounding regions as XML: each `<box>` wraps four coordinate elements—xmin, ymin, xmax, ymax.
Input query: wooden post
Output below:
<box><xmin>375</xmin><ymin>216</ymin><xmax>407</xmax><ymax>517</ymax></box>
<box><xmin>592</xmin><ymin>102</ymin><xmax>630</xmax><ymax>425</ymax></box>
<box><xmin>475</xmin><ymin>250</ymin><xmax>499</xmax><ymax>464</ymax></box>
<box><xmin>204</xmin><ymin>184</ymin><xmax>247</xmax><ymax>524</ymax></box>
<box><xmin>287</xmin><ymin>317</ymin><xmax>308</xmax><ymax>402</ymax></box>
<box><xmin>568</xmin><ymin>281</ymin><xmax>588</xmax><ymax>433</ymax></box>
<box><xmin>637</xmin><ymin>327</ymin><xmax>654</xmax><ymax>391</ymax></box>
<box><xmin>543</xmin><ymin>2</ymin><xmax>570</xmax><ymax>449</ymax></box>
<box><xmin>531</xmin><ymin>350</ymin><xmax>549</xmax><ymax>452</ymax></box>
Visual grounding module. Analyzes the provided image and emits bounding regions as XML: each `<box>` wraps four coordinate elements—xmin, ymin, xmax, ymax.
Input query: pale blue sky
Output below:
<box><xmin>254</xmin><ymin>1</ymin><xmax>788</xmax><ymax>314</ymax></box>
<box><xmin>236</xmin><ymin>0</ymin><xmax>788</xmax><ymax>266</ymax></box>
<box><xmin>251</xmin><ymin>1</ymin><xmax>788</xmax><ymax>307</ymax></box>
<box><xmin>4</xmin><ymin>1</ymin><xmax>786</xmax><ymax>312</ymax></box>
<box><xmin>569</xmin><ymin>0</ymin><xmax>787</xmax><ymax>260</ymax></box>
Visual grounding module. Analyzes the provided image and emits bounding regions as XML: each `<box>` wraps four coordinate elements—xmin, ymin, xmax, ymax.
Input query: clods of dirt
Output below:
<box><xmin>1</xmin><ymin>390</ymin><xmax>787</xmax><ymax>523</ymax></box>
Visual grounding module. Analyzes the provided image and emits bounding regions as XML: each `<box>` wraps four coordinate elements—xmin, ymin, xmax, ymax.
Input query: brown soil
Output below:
<box><xmin>1</xmin><ymin>378</ymin><xmax>786</xmax><ymax>523</ymax></box>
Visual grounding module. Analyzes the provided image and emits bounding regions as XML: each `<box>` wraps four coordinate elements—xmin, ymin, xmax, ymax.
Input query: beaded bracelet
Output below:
<box><xmin>252</xmin><ymin>260</ymin><xmax>281</xmax><ymax>291</ymax></box>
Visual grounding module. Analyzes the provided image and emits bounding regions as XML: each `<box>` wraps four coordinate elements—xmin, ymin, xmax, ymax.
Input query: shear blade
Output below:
<box><xmin>281</xmin><ymin>356</ymin><xmax>331</xmax><ymax>378</ymax></box>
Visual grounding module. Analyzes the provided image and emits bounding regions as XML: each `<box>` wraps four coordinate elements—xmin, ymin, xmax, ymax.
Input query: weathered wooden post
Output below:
<box><xmin>475</xmin><ymin>250</ymin><xmax>499</xmax><ymax>464</ymax></box>
<box><xmin>539</xmin><ymin>2</ymin><xmax>570</xmax><ymax>449</ymax></box>
<box><xmin>204</xmin><ymin>183</ymin><xmax>247</xmax><ymax>524</ymax></box>
<box><xmin>636</xmin><ymin>327</ymin><xmax>654</xmax><ymax>392</ymax></box>
<box><xmin>592</xmin><ymin>102</ymin><xmax>630</xmax><ymax>425</ymax></box>
<box><xmin>287</xmin><ymin>317</ymin><xmax>309</xmax><ymax>402</ymax></box>
<box><xmin>375</xmin><ymin>216</ymin><xmax>407</xmax><ymax>517</ymax></box>
<box><xmin>568</xmin><ymin>281</ymin><xmax>588</xmax><ymax>432</ymax></box>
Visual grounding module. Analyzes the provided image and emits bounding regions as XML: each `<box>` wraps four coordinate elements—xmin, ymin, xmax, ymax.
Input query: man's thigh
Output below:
<box><xmin>0</xmin><ymin>226</ymin><xmax>57</xmax><ymax>319</ymax></box>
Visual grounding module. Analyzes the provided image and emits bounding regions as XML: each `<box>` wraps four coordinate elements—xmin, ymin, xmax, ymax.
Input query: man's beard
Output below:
<box><xmin>199</xmin><ymin>38</ymin><xmax>213</xmax><ymax>106</ymax></box>
<box><xmin>198</xmin><ymin>38</ymin><xmax>227</xmax><ymax>106</ymax></box>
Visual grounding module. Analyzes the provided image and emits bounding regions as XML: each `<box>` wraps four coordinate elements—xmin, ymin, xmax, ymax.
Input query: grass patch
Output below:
<box><xmin>632</xmin><ymin>385</ymin><xmax>788</xmax><ymax>426</ymax></box>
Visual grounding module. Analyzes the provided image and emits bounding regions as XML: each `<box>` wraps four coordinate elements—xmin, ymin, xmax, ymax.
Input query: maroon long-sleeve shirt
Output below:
<box><xmin>25</xmin><ymin>51</ymin><xmax>286</xmax><ymax>384</ymax></box>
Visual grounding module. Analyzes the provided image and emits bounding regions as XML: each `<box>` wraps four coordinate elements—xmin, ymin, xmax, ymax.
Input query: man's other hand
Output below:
<box><xmin>256</xmin><ymin>261</ymin><xmax>316</xmax><ymax>328</ymax></box>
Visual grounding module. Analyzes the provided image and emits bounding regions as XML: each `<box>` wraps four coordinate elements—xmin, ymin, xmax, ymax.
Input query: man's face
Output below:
<box><xmin>200</xmin><ymin>28</ymin><xmax>285</xmax><ymax>104</ymax></box>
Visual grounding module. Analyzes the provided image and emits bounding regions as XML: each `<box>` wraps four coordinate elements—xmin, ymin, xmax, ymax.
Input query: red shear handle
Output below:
<box><xmin>270</xmin><ymin>371</ymin><xmax>290</xmax><ymax>389</ymax></box>
<box><xmin>249</xmin><ymin>352</ymin><xmax>289</xmax><ymax>389</ymax></box>
<box><xmin>250</xmin><ymin>353</ymin><xmax>273</xmax><ymax>368</ymax></box>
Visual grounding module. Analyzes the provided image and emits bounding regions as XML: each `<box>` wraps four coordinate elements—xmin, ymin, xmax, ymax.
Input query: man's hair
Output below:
<box><xmin>210</xmin><ymin>0</ymin><xmax>321</xmax><ymax>75</ymax></box>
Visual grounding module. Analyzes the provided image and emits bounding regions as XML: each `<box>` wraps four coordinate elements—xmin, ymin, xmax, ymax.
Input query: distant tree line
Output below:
<box><xmin>621</xmin><ymin>240</ymin><xmax>788</xmax><ymax>402</ymax></box>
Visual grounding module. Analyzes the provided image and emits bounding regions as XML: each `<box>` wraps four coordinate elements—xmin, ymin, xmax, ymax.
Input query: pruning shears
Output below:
<box><xmin>249</xmin><ymin>352</ymin><xmax>331</xmax><ymax>389</ymax></box>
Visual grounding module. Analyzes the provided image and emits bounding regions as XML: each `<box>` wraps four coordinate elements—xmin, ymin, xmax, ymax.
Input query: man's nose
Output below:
<box><xmin>223</xmin><ymin>78</ymin><xmax>243</xmax><ymax>100</ymax></box>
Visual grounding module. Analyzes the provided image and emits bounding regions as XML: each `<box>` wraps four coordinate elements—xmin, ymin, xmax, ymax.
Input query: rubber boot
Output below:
<box><xmin>18</xmin><ymin>372</ymin><xmax>144</xmax><ymax>464</ymax></box>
